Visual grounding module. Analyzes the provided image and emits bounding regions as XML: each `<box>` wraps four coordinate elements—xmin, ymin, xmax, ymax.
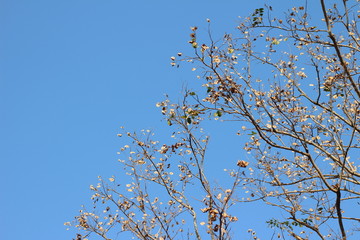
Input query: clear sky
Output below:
<box><xmin>1</xmin><ymin>1</ymin><xmax>309</xmax><ymax>239</ymax></box>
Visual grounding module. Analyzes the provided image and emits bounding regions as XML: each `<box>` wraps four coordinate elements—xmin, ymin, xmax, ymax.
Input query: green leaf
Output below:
<box><xmin>187</xmin><ymin>117</ymin><xmax>192</xmax><ymax>124</ymax></box>
<box><xmin>214</xmin><ymin>110</ymin><xmax>222</xmax><ymax>117</ymax></box>
<box><xmin>272</xmin><ymin>39</ymin><xmax>280</xmax><ymax>45</ymax></box>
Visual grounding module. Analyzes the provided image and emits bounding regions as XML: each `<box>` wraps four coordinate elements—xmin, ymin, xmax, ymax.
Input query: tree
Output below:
<box><xmin>70</xmin><ymin>0</ymin><xmax>360</xmax><ymax>239</ymax></box>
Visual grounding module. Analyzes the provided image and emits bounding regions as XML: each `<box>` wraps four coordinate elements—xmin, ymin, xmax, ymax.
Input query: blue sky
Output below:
<box><xmin>1</xmin><ymin>1</ymin><xmax>310</xmax><ymax>239</ymax></box>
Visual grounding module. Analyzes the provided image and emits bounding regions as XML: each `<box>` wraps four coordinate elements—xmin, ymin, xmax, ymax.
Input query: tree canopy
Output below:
<box><xmin>70</xmin><ymin>1</ymin><xmax>360</xmax><ymax>239</ymax></box>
